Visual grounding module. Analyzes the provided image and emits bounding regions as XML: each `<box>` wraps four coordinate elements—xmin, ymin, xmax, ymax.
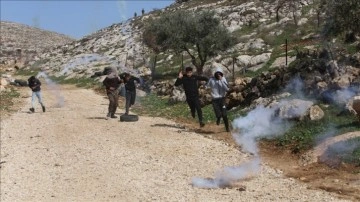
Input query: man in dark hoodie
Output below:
<box><xmin>175</xmin><ymin>67</ymin><xmax>208</xmax><ymax>127</ymax></box>
<box><xmin>103</xmin><ymin>68</ymin><xmax>121</xmax><ymax>119</ymax></box>
<box><xmin>28</xmin><ymin>75</ymin><xmax>46</xmax><ymax>113</ymax></box>
<box><xmin>120</xmin><ymin>72</ymin><xmax>140</xmax><ymax>115</ymax></box>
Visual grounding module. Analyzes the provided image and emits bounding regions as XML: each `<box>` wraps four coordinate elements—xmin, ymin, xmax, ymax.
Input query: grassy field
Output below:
<box><xmin>0</xmin><ymin>87</ymin><xmax>20</xmax><ymax>112</ymax></box>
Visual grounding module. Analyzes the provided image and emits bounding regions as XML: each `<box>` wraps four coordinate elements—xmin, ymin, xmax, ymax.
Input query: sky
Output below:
<box><xmin>1</xmin><ymin>0</ymin><xmax>174</xmax><ymax>39</ymax></box>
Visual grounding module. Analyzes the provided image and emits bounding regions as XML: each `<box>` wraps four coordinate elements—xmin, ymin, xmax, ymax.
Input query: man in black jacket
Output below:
<box><xmin>103</xmin><ymin>69</ymin><xmax>121</xmax><ymax>119</ymax></box>
<box><xmin>28</xmin><ymin>75</ymin><xmax>45</xmax><ymax>113</ymax></box>
<box><xmin>174</xmin><ymin>67</ymin><xmax>208</xmax><ymax>127</ymax></box>
<box><xmin>120</xmin><ymin>72</ymin><xmax>141</xmax><ymax>115</ymax></box>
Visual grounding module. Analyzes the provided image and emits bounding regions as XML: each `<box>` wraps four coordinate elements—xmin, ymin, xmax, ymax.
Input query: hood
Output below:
<box><xmin>213</xmin><ymin>67</ymin><xmax>224</xmax><ymax>77</ymax></box>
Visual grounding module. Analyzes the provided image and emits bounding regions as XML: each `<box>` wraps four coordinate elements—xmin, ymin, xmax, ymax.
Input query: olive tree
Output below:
<box><xmin>143</xmin><ymin>10</ymin><xmax>233</xmax><ymax>75</ymax></box>
<box><xmin>323</xmin><ymin>0</ymin><xmax>360</xmax><ymax>40</ymax></box>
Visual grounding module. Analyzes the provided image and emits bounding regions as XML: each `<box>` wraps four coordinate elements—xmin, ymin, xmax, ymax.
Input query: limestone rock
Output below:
<box><xmin>309</xmin><ymin>105</ymin><xmax>324</xmax><ymax>121</ymax></box>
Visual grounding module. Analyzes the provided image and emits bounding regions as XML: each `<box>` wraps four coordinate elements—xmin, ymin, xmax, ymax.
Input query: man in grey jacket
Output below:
<box><xmin>207</xmin><ymin>68</ymin><xmax>230</xmax><ymax>132</ymax></box>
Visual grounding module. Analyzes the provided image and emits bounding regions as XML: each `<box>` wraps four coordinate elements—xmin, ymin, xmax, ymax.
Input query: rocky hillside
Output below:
<box><xmin>12</xmin><ymin>0</ymin><xmax>360</xmax><ymax>108</ymax></box>
<box><xmin>23</xmin><ymin>0</ymin><xmax>313</xmax><ymax>78</ymax></box>
<box><xmin>0</xmin><ymin>21</ymin><xmax>74</xmax><ymax>68</ymax></box>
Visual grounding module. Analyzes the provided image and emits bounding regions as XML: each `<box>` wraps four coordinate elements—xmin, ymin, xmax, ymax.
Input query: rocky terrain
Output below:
<box><xmin>8</xmin><ymin>0</ymin><xmax>358</xmax><ymax>110</ymax></box>
<box><xmin>0</xmin><ymin>21</ymin><xmax>74</xmax><ymax>79</ymax></box>
<box><xmin>18</xmin><ymin>0</ymin><xmax>319</xmax><ymax>78</ymax></box>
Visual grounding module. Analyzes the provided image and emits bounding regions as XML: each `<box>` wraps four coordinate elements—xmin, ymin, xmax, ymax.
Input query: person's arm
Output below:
<box><xmin>29</xmin><ymin>79</ymin><xmax>41</xmax><ymax>89</ymax></box>
<box><xmin>206</xmin><ymin>78</ymin><xmax>213</xmax><ymax>88</ymax></box>
<box><xmin>196</xmin><ymin>75</ymin><xmax>209</xmax><ymax>83</ymax></box>
<box><xmin>133</xmin><ymin>76</ymin><xmax>141</xmax><ymax>83</ymax></box>
<box><xmin>174</xmin><ymin>71</ymin><xmax>183</xmax><ymax>86</ymax></box>
<box><xmin>219</xmin><ymin>77</ymin><xmax>229</xmax><ymax>91</ymax></box>
<box><xmin>103</xmin><ymin>77</ymin><xmax>110</xmax><ymax>87</ymax></box>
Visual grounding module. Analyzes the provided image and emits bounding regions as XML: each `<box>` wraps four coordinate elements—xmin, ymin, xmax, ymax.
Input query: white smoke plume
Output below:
<box><xmin>32</xmin><ymin>16</ymin><xmax>40</xmax><ymax>28</ymax></box>
<box><xmin>36</xmin><ymin>71</ymin><xmax>64</xmax><ymax>107</ymax></box>
<box><xmin>192</xmin><ymin>79</ymin><xmax>307</xmax><ymax>189</ymax></box>
<box><xmin>283</xmin><ymin>75</ymin><xmax>305</xmax><ymax>99</ymax></box>
<box><xmin>233</xmin><ymin>105</ymin><xmax>292</xmax><ymax>155</ymax></box>
<box><xmin>192</xmin><ymin>157</ymin><xmax>261</xmax><ymax>188</ymax></box>
<box><xmin>192</xmin><ymin>103</ymin><xmax>293</xmax><ymax>188</ymax></box>
<box><xmin>116</xmin><ymin>0</ymin><xmax>127</xmax><ymax>22</ymax></box>
<box><xmin>332</xmin><ymin>88</ymin><xmax>357</xmax><ymax>106</ymax></box>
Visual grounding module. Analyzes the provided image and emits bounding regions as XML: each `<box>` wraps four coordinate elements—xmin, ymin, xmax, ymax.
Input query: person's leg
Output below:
<box><xmin>130</xmin><ymin>91</ymin><xmax>136</xmax><ymax>106</ymax></box>
<box><xmin>30</xmin><ymin>92</ymin><xmax>36</xmax><ymax>112</ymax></box>
<box><xmin>212</xmin><ymin>99</ymin><xmax>222</xmax><ymax>122</ymax></box>
<box><xmin>111</xmin><ymin>92</ymin><xmax>119</xmax><ymax>118</ymax></box>
<box><xmin>220</xmin><ymin>98</ymin><xmax>230</xmax><ymax>132</ymax></box>
<box><xmin>194</xmin><ymin>98</ymin><xmax>204</xmax><ymax>127</ymax></box>
<box><xmin>125</xmin><ymin>91</ymin><xmax>131</xmax><ymax>115</ymax></box>
<box><xmin>187</xmin><ymin>99</ymin><xmax>196</xmax><ymax>118</ymax></box>
<box><xmin>35</xmin><ymin>91</ymin><xmax>45</xmax><ymax>112</ymax></box>
<box><xmin>107</xmin><ymin>92</ymin><xmax>115</xmax><ymax>119</ymax></box>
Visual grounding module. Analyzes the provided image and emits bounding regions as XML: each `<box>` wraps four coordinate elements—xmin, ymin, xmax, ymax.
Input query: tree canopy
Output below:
<box><xmin>323</xmin><ymin>0</ymin><xmax>360</xmax><ymax>38</ymax></box>
<box><xmin>143</xmin><ymin>10</ymin><xmax>233</xmax><ymax>74</ymax></box>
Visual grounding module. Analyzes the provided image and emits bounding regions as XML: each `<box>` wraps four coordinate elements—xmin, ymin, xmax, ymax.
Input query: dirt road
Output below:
<box><xmin>0</xmin><ymin>85</ymin><xmax>351</xmax><ymax>201</ymax></box>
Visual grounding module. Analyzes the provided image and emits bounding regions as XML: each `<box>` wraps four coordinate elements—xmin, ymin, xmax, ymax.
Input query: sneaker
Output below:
<box><xmin>30</xmin><ymin>108</ymin><xmax>35</xmax><ymax>113</ymax></box>
<box><xmin>216</xmin><ymin>117</ymin><xmax>221</xmax><ymax>125</ymax></box>
<box><xmin>42</xmin><ymin>106</ymin><xmax>46</xmax><ymax>112</ymax></box>
<box><xmin>200</xmin><ymin>122</ymin><xmax>205</xmax><ymax>127</ymax></box>
<box><xmin>225</xmin><ymin>126</ymin><xmax>230</xmax><ymax>132</ymax></box>
<box><xmin>106</xmin><ymin>113</ymin><xmax>111</xmax><ymax>120</ymax></box>
<box><xmin>111</xmin><ymin>115</ymin><xmax>118</xmax><ymax>118</ymax></box>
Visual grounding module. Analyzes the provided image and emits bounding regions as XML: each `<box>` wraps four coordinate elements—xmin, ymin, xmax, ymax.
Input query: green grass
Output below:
<box><xmin>48</xmin><ymin>75</ymin><xmax>101</xmax><ymax>89</ymax></box>
<box><xmin>0</xmin><ymin>87</ymin><xmax>20</xmax><ymax>111</ymax></box>
<box><xmin>15</xmin><ymin>67</ymin><xmax>42</xmax><ymax>77</ymax></box>
<box><xmin>276</xmin><ymin>105</ymin><xmax>360</xmax><ymax>154</ymax></box>
<box><xmin>133</xmin><ymin>92</ymin><xmax>220</xmax><ymax>123</ymax></box>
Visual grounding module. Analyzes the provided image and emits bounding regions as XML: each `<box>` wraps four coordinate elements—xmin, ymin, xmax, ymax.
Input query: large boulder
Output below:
<box><xmin>168</xmin><ymin>87</ymin><xmax>186</xmax><ymax>104</ymax></box>
<box><xmin>277</xmin><ymin>99</ymin><xmax>314</xmax><ymax>120</ymax></box>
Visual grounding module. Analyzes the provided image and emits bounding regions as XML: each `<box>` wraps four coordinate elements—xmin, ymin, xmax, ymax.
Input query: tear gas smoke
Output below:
<box><xmin>36</xmin><ymin>71</ymin><xmax>64</xmax><ymax>107</ymax></box>
<box><xmin>332</xmin><ymin>88</ymin><xmax>356</xmax><ymax>106</ymax></box>
<box><xmin>283</xmin><ymin>75</ymin><xmax>305</xmax><ymax>99</ymax></box>
<box><xmin>61</xmin><ymin>53</ymin><xmax>142</xmax><ymax>79</ymax></box>
<box><xmin>192</xmin><ymin>157</ymin><xmax>261</xmax><ymax>188</ymax></box>
<box><xmin>192</xmin><ymin>103</ymin><xmax>293</xmax><ymax>188</ymax></box>
<box><xmin>116</xmin><ymin>0</ymin><xmax>127</xmax><ymax>22</ymax></box>
<box><xmin>192</xmin><ymin>76</ymin><xmax>359</xmax><ymax>189</ymax></box>
<box><xmin>192</xmin><ymin>78</ymin><xmax>306</xmax><ymax>189</ymax></box>
<box><xmin>32</xmin><ymin>17</ymin><xmax>40</xmax><ymax>28</ymax></box>
<box><xmin>232</xmin><ymin>105</ymin><xmax>292</xmax><ymax>155</ymax></box>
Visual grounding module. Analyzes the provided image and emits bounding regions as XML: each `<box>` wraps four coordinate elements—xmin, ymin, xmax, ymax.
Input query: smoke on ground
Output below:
<box><xmin>36</xmin><ymin>71</ymin><xmax>64</xmax><ymax>107</ymax></box>
<box><xmin>192</xmin><ymin>77</ymin><xmax>358</xmax><ymax>189</ymax></box>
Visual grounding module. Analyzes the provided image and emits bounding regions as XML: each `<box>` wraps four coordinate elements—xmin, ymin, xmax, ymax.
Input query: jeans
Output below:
<box><xmin>125</xmin><ymin>90</ymin><xmax>136</xmax><ymax>114</ymax></box>
<box><xmin>212</xmin><ymin>97</ymin><xmax>229</xmax><ymax>131</ymax></box>
<box><xmin>31</xmin><ymin>91</ymin><xmax>44</xmax><ymax>108</ymax></box>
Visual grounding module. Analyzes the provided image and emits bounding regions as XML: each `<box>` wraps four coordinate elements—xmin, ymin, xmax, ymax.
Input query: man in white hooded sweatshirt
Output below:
<box><xmin>207</xmin><ymin>68</ymin><xmax>230</xmax><ymax>132</ymax></box>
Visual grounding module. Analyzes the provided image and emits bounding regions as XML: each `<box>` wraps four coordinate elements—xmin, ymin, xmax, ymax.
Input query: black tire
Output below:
<box><xmin>120</xmin><ymin>114</ymin><xmax>139</xmax><ymax>122</ymax></box>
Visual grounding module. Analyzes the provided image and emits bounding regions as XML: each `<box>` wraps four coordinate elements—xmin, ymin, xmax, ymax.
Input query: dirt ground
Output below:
<box><xmin>0</xmin><ymin>84</ymin><xmax>359</xmax><ymax>201</ymax></box>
